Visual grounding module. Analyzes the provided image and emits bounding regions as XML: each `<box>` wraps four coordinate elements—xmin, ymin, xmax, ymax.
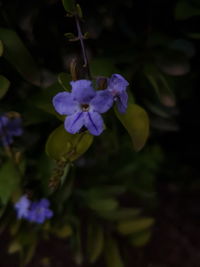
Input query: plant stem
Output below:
<box><xmin>75</xmin><ymin>15</ymin><xmax>91</xmax><ymax>79</ymax></box>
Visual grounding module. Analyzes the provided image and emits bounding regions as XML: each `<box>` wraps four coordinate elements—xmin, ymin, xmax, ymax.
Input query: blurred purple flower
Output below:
<box><xmin>53</xmin><ymin>80</ymin><xmax>113</xmax><ymax>136</ymax></box>
<box><xmin>15</xmin><ymin>196</ymin><xmax>53</xmax><ymax>224</ymax></box>
<box><xmin>107</xmin><ymin>74</ymin><xmax>129</xmax><ymax>113</ymax></box>
<box><xmin>0</xmin><ymin>114</ymin><xmax>23</xmax><ymax>146</ymax></box>
<box><xmin>15</xmin><ymin>195</ymin><xmax>30</xmax><ymax>219</ymax></box>
<box><xmin>28</xmin><ymin>199</ymin><xmax>53</xmax><ymax>224</ymax></box>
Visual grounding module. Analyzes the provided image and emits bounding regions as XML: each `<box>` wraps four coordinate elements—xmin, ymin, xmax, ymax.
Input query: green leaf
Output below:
<box><xmin>62</xmin><ymin>0</ymin><xmax>75</xmax><ymax>13</ymax></box>
<box><xmin>23</xmin><ymin>239</ymin><xmax>37</xmax><ymax>265</ymax></box>
<box><xmin>45</xmin><ymin>124</ymin><xmax>93</xmax><ymax>161</ymax></box>
<box><xmin>8</xmin><ymin>240</ymin><xmax>21</xmax><ymax>254</ymax></box>
<box><xmin>87</xmin><ymin>222</ymin><xmax>104</xmax><ymax>263</ymax></box>
<box><xmin>117</xmin><ymin>217</ymin><xmax>154</xmax><ymax>235</ymax></box>
<box><xmin>87</xmin><ymin>185</ymin><xmax>126</xmax><ymax>198</ymax></box>
<box><xmin>57</xmin><ymin>72</ymin><xmax>71</xmax><ymax>91</ymax></box>
<box><xmin>88</xmin><ymin>198</ymin><xmax>118</xmax><ymax>212</ymax></box>
<box><xmin>130</xmin><ymin>230</ymin><xmax>152</xmax><ymax>247</ymax></box>
<box><xmin>0</xmin><ymin>75</ymin><xmax>10</xmax><ymax>99</ymax></box>
<box><xmin>0</xmin><ymin>40</ymin><xmax>3</xmax><ymax>56</ymax></box>
<box><xmin>145</xmin><ymin>67</ymin><xmax>176</xmax><ymax>106</ymax></box>
<box><xmin>76</xmin><ymin>4</ymin><xmax>83</xmax><ymax>19</ymax></box>
<box><xmin>187</xmin><ymin>32</ymin><xmax>200</xmax><ymax>39</ymax></box>
<box><xmin>0</xmin><ymin>160</ymin><xmax>21</xmax><ymax>205</ymax></box>
<box><xmin>175</xmin><ymin>1</ymin><xmax>200</xmax><ymax>20</ymax></box>
<box><xmin>115</xmin><ymin>104</ymin><xmax>149</xmax><ymax>151</ymax></box>
<box><xmin>0</xmin><ymin>28</ymin><xmax>39</xmax><ymax>85</ymax></box>
<box><xmin>53</xmin><ymin>224</ymin><xmax>73</xmax><ymax>238</ymax></box>
<box><xmin>98</xmin><ymin>208</ymin><xmax>141</xmax><ymax>221</ymax></box>
<box><xmin>32</xmin><ymin>82</ymin><xmax>65</xmax><ymax>119</ymax></box>
<box><xmin>146</xmin><ymin>73</ymin><xmax>176</xmax><ymax>106</ymax></box>
<box><xmin>104</xmin><ymin>236</ymin><xmax>124</xmax><ymax>267</ymax></box>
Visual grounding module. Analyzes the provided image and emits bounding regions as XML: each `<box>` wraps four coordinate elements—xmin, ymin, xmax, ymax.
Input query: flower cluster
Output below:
<box><xmin>0</xmin><ymin>114</ymin><xmax>23</xmax><ymax>146</ymax></box>
<box><xmin>15</xmin><ymin>195</ymin><xmax>53</xmax><ymax>224</ymax></box>
<box><xmin>53</xmin><ymin>74</ymin><xmax>129</xmax><ymax>136</ymax></box>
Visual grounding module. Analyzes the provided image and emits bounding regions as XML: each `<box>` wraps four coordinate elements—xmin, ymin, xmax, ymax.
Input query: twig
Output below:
<box><xmin>74</xmin><ymin>15</ymin><xmax>91</xmax><ymax>79</ymax></box>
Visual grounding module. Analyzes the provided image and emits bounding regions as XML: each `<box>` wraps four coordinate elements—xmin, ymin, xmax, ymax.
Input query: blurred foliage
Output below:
<box><xmin>0</xmin><ymin>0</ymin><xmax>199</xmax><ymax>266</ymax></box>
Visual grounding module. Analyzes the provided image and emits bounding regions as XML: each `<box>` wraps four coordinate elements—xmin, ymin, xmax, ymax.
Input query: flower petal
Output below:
<box><xmin>15</xmin><ymin>195</ymin><xmax>30</xmax><ymax>219</ymax></box>
<box><xmin>84</xmin><ymin>111</ymin><xmax>104</xmax><ymax>136</ymax></box>
<box><xmin>70</xmin><ymin>80</ymin><xmax>96</xmax><ymax>104</ymax></box>
<box><xmin>116</xmin><ymin>90</ymin><xmax>128</xmax><ymax>113</ymax></box>
<box><xmin>39</xmin><ymin>199</ymin><xmax>50</xmax><ymax>208</ymax></box>
<box><xmin>53</xmin><ymin>92</ymin><xmax>79</xmax><ymax>115</ymax></box>
<box><xmin>45</xmin><ymin>209</ymin><xmax>53</xmax><ymax>219</ymax></box>
<box><xmin>64</xmin><ymin>112</ymin><xmax>84</xmax><ymax>134</ymax></box>
<box><xmin>90</xmin><ymin>90</ymin><xmax>113</xmax><ymax>113</ymax></box>
<box><xmin>108</xmin><ymin>74</ymin><xmax>129</xmax><ymax>94</ymax></box>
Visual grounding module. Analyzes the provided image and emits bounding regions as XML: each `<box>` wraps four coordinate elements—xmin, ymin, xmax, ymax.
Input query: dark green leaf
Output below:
<box><xmin>187</xmin><ymin>32</ymin><xmax>200</xmax><ymax>39</ymax></box>
<box><xmin>130</xmin><ymin>230</ymin><xmax>152</xmax><ymax>247</ymax></box>
<box><xmin>144</xmin><ymin>64</ymin><xmax>176</xmax><ymax>106</ymax></box>
<box><xmin>104</xmin><ymin>236</ymin><xmax>124</xmax><ymax>267</ymax></box>
<box><xmin>0</xmin><ymin>28</ymin><xmax>39</xmax><ymax>85</ymax></box>
<box><xmin>53</xmin><ymin>224</ymin><xmax>73</xmax><ymax>238</ymax></box>
<box><xmin>8</xmin><ymin>240</ymin><xmax>21</xmax><ymax>254</ymax></box>
<box><xmin>45</xmin><ymin>124</ymin><xmax>93</xmax><ymax>161</ymax></box>
<box><xmin>32</xmin><ymin>82</ymin><xmax>64</xmax><ymax>119</ymax></box>
<box><xmin>88</xmin><ymin>198</ymin><xmax>118</xmax><ymax>212</ymax></box>
<box><xmin>175</xmin><ymin>1</ymin><xmax>200</xmax><ymax>20</ymax></box>
<box><xmin>0</xmin><ymin>75</ymin><xmax>10</xmax><ymax>99</ymax></box>
<box><xmin>0</xmin><ymin>40</ymin><xmax>3</xmax><ymax>56</ymax></box>
<box><xmin>87</xmin><ymin>222</ymin><xmax>104</xmax><ymax>263</ymax></box>
<box><xmin>98</xmin><ymin>208</ymin><xmax>141</xmax><ymax>221</ymax></box>
<box><xmin>115</xmin><ymin>104</ymin><xmax>149</xmax><ymax>151</ymax></box>
<box><xmin>117</xmin><ymin>217</ymin><xmax>154</xmax><ymax>235</ymax></box>
<box><xmin>57</xmin><ymin>72</ymin><xmax>71</xmax><ymax>91</ymax></box>
<box><xmin>87</xmin><ymin>185</ymin><xmax>126</xmax><ymax>198</ymax></box>
<box><xmin>76</xmin><ymin>4</ymin><xmax>83</xmax><ymax>19</ymax></box>
<box><xmin>62</xmin><ymin>0</ymin><xmax>75</xmax><ymax>13</ymax></box>
<box><xmin>0</xmin><ymin>160</ymin><xmax>21</xmax><ymax>205</ymax></box>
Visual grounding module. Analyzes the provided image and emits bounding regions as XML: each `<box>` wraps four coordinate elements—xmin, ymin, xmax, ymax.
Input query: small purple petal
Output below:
<box><xmin>64</xmin><ymin>112</ymin><xmax>84</xmax><ymax>134</ymax></box>
<box><xmin>0</xmin><ymin>116</ymin><xmax>11</xmax><ymax>146</ymax></box>
<box><xmin>7</xmin><ymin>117</ymin><xmax>23</xmax><ymax>136</ymax></box>
<box><xmin>15</xmin><ymin>195</ymin><xmax>31</xmax><ymax>219</ymax></box>
<box><xmin>0</xmin><ymin>115</ymin><xmax>23</xmax><ymax>146</ymax></box>
<box><xmin>53</xmin><ymin>92</ymin><xmax>79</xmax><ymax>115</ymax></box>
<box><xmin>27</xmin><ymin>199</ymin><xmax>53</xmax><ymax>224</ymax></box>
<box><xmin>84</xmin><ymin>111</ymin><xmax>104</xmax><ymax>136</ymax></box>
<box><xmin>90</xmin><ymin>90</ymin><xmax>113</xmax><ymax>113</ymax></box>
<box><xmin>116</xmin><ymin>90</ymin><xmax>128</xmax><ymax>113</ymax></box>
<box><xmin>70</xmin><ymin>80</ymin><xmax>96</xmax><ymax>104</ymax></box>
<box><xmin>108</xmin><ymin>74</ymin><xmax>129</xmax><ymax>94</ymax></box>
<box><xmin>0</xmin><ymin>116</ymin><xmax>9</xmax><ymax>127</ymax></box>
<box><xmin>45</xmin><ymin>209</ymin><xmax>53</xmax><ymax>219</ymax></box>
<box><xmin>39</xmin><ymin>199</ymin><xmax>50</xmax><ymax>208</ymax></box>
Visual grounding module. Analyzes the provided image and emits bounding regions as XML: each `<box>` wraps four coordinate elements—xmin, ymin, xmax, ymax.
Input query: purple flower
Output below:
<box><xmin>0</xmin><ymin>114</ymin><xmax>23</xmax><ymax>146</ymax></box>
<box><xmin>14</xmin><ymin>195</ymin><xmax>30</xmax><ymax>219</ymax></box>
<box><xmin>107</xmin><ymin>74</ymin><xmax>129</xmax><ymax>113</ymax></box>
<box><xmin>15</xmin><ymin>196</ymin><xmax>53</xmax><ymax>224</ymax></box>
<box><xmin>53</xmin><ymin>80</ymin><xmax>113</xmax><ymax>136</ymax></box>
<box><xmin>28</xmin><ymin>199</ymin><xmax>53</xmax><ymax>224</ymax></box>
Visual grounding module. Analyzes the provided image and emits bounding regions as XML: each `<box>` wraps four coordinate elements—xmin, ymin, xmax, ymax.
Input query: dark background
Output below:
<box><xmin>0</xmin><ymin>0</ymin><xmax>200</xmax><ymax>266</ymax></box>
